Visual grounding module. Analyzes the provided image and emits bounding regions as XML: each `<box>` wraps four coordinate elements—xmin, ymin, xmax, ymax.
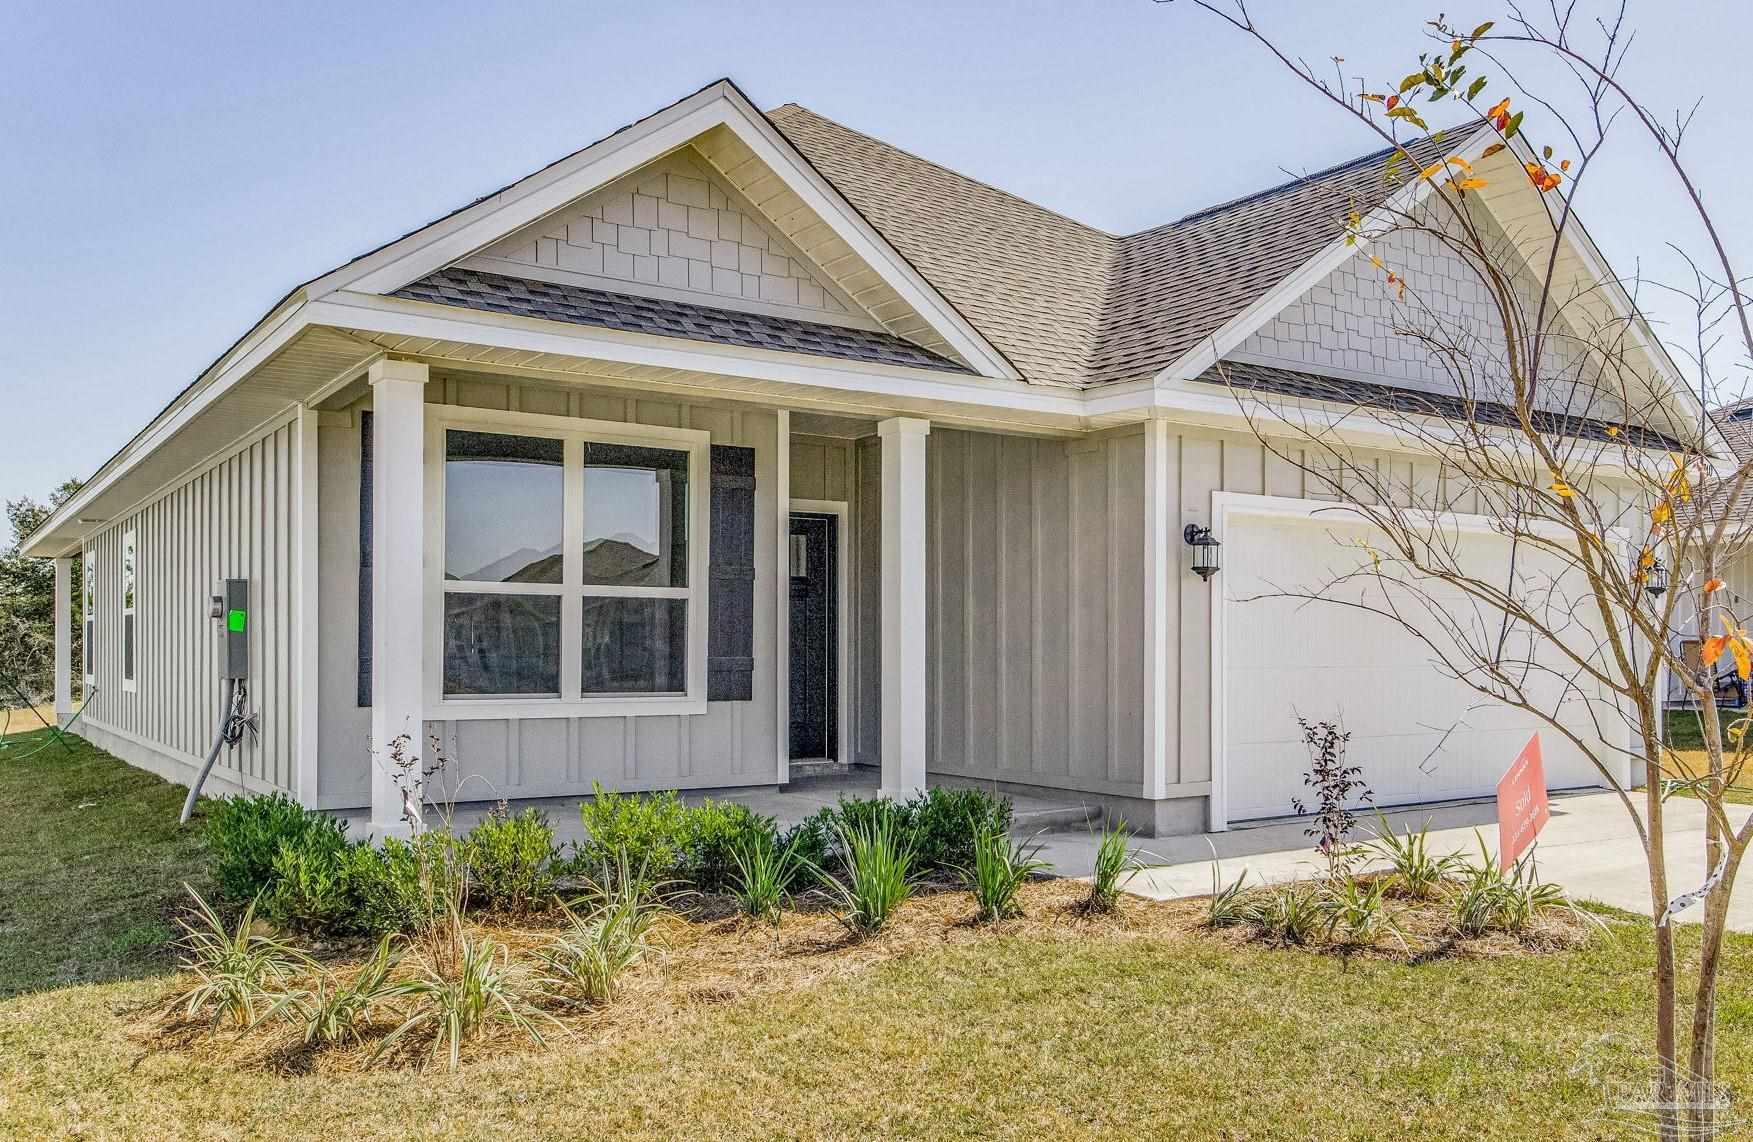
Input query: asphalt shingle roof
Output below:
<box><xmin>768</xmin><ymin>103</ymin><xmax>1471</xmax><ymax>388</ymax></box>
<box><xmin>393</xmin><ymin>268</ymin><xmax>973</xmax><ymax>374</ymax></box>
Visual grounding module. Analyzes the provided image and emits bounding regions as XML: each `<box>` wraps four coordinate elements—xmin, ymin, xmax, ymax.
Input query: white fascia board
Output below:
<box><xmin>311</xmin><ymin>291</ymin><xmax>1080</xmax><ymax>422</ymax></box>
<box><xmin>308</xmin><ymin>82</ymin><xmax>1019</xmax><ymax>383</ymax></box>
<box><xmin>21</xmin><ymin>294</ymin><xmax>317</xmax><ymax>559</ymax></box>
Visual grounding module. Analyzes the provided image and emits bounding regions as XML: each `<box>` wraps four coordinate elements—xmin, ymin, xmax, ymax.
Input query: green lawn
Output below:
<box><xmin>0</xmin><ymin>728</ymin><xmax>208</xmax><ymax>996</ymax></box>
<box><xmin>2</xmin><ymin>725</ymin><xmax>1751</xmax><ymax>1139</ymax></box>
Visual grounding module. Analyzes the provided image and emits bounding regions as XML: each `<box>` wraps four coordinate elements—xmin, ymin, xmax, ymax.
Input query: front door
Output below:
<box><xmin>788</xmin><ymin>513</ymin><xmax>837</xmax><ymax>759</ymax></box>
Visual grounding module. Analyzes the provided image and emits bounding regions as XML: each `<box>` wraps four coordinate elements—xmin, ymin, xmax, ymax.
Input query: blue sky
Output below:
<box><xmin>2</xmin><ymin>0</ymin><xmax>1748</xmax><ymax>511</ymax></box>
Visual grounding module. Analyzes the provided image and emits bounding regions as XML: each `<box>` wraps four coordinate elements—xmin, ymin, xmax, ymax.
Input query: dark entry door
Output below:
<box><xmin>788</xmin><ymin>513</ymin><xmax>837</xmax><ymax>759</ymax></box>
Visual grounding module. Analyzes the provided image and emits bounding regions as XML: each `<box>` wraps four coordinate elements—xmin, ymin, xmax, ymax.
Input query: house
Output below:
<box><xmin>23</xmin><ymin>80</ymin><xmax>1702</xmax><ymax>835</ymax></box>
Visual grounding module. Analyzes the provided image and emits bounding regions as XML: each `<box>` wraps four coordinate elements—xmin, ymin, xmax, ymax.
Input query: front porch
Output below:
<box><xmin>331</xmin><ymin>766</ymin><xmax>1103</xmax><ymax>854</ymax></box>
<box><xmin>343</xmin><ymin>357</ymin><xmax>944</xmax><ymax>835</ymax></box>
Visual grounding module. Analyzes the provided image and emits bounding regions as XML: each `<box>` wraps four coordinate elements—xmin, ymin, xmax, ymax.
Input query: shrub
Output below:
<box><xmin>262</xmin><ymin>833</ymin><xmax>357</xmax><ymax>935</ymax></box>
<box><xmin>1365</xmin><ymin>815</ymin><xmax>1462</xmax><ymax>901</ymax></box>
<box><xmin>1086</xmin><ymin>822</ymin><xmax>1149</xmax><ymax>913</ymax></box>
<box><xmin>729</xmin><ymin>832</ymin><xmax>806</xmax><ymax>926</ymax></box>
<box><xmin>963</xmin><ymin>825</ymin><xmax>1049</xmax><ymax>922</ymax></box>
<box><xmin>1451</xmin><ymin>836</ymin><xmax>1572</xmax><ymax>937</ymax></box>
<box><xmin>1320</xmin><ymin>875</ymin><xmax>1399</xmax><ymax>947</ymax></box>
<box><xmin>903</xmin><ymin>787</ymin><xmax>1012</xmax><ymax>874</ymax></box>
<box><xmin>777</xmin><ymin>811</ymin><xmax>835</xmax><ymax>886</ymax></box>
<box><xmin>817</xmin><ymin>815</ymin><xmax>916</xmax><ymax>935</ymax></box>
<box><xmin>574</xmin><ymin>783</ymin><xmax>690</xmax><ymax>881</ymax></box>
<box><xmin>284</xmin><ymin>934</ymin><xmax>402</xmax><ymax>1047</ymax></box>
<box><xmin>344</xmin><ymin>832</ymin><xmax>463</xmax><ymax>937</ymax></box>
<box><xmin>172</xmin><ymin>885</ymin><xmax>308</xmax><ymax>1030</ymax></box>
<box><xmin>1247</xmin><ymin>883</ymin><xmax>1323</xmax><ymax>945</ymax></box>
<box><xmin>205</xmin><ymin>792</ymin><xmax>350</xmax><ymax>903</ymax></box>
<box><xmin>377</xmin><ymin>924</ymin><xmax>550</xmax><ymax>1073</ymax></box>
<box><xmin>1203</xmin><ymin>864</ymin><xmax>1252</xmax><ymax>928</ymax></box>
<box><xmin>463</xmin><ymin>805</ymin><xmax>559</xmax><ymax>915</ymax></box>
<box><xmin>681</xmin><ymin>800</ymin><xmax>777</xmax><ymax>893</ymax></box>
<box><xmin>538</xmin><ymin>888</ymin><xmax>663</xmax><ymax>1006</ymax></box>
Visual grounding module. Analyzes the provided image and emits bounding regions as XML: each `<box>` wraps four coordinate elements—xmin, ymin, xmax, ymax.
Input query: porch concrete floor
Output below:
<box><xmin>334</xmin><ymin>767</ymin><xmax>1098</xmax><ymax>852</ymax></box>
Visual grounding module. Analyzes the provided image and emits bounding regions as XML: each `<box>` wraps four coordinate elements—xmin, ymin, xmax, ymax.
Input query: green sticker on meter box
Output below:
<box><xmin>227</xmin><ymin>609</ymin><xmax>247</xmax><ymax>633</ymax></box>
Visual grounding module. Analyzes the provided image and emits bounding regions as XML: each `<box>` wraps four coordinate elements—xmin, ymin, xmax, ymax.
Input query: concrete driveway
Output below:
<box><xmin>1033</xmin><ymin>790</ymin><xmax>1753</xmax><ymax>932</ymax></box>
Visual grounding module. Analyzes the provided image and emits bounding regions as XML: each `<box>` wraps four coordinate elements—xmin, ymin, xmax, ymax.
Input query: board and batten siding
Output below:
<box><xmin>923</xmin><ymin>418</ymin><xmax>1643</xmax><ymax>807</ymax></box>
<box><xmin>313</xmin><ymin>374</ymin><xmax>784</xmax><ymax>809</ymax></box>
<box><xmin>79</xmin><ymin>416</ymin><xmax>302</xmax><ymax>797</ymax></box>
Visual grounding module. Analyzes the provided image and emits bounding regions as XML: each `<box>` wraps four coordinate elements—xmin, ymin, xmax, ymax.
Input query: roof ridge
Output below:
<box><xmin>767</xmin><ymin>103</ymin><xmax>1119</xmax><ymax>241</ymax></box>
<box><xmin>1144</xmin><ymin>117</ymin><xmax>1491</xmax><ymax>234</ymax></box>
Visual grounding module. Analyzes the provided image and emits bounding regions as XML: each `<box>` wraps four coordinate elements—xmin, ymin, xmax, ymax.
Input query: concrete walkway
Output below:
<box><xmin>1029</xmin><ymin>790</ymin><xmax>1753</xmax><ymax>932</ymax></box>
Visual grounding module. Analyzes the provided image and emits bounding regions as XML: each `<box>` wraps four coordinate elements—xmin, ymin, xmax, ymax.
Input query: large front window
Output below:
<box><xmin>435</xmin><ymin>414</ymin><xmax>706</xmax><ymax>710</ymax></box>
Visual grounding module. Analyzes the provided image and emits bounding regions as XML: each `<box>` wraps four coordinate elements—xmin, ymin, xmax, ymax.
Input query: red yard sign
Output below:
<box><xmin>1496</xmin><ymin>733</ymin><xmax>1551</xmax><ymax>871</ymax></box>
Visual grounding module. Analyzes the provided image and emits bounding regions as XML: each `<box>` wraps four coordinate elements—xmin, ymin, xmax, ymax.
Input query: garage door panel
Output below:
<box><xmin>1221</xmin><ymin>507</ymin><xmax>1620</xmax><ymax>823</ymax></box>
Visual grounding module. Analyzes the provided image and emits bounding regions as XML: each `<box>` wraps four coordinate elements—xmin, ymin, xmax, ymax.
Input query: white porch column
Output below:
<box><xmin>878</xmin><ymin>416</ymin><xmax>929</xmax><ymax>798</ymax></box>
<box><xmin>368</xmin><ymin>359</ymin><xmax>429</xmax><ymax>835</ymax></box>
<box><xmin>52</xmin><ymin>555</ymin><xmax>74</xmax><ymax>723</ymax></box>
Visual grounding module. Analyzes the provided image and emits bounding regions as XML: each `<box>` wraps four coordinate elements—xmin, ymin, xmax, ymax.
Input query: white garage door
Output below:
<box><xmin>1219</xmin><ymin>503</ymin><xmax>1619</xmax><ymax>824</ymax></box>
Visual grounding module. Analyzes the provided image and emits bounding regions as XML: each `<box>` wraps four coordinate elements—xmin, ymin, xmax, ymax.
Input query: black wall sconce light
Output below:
<box><xmin>1184</xmin><ymin>524</ymin><xmax>1221</xmax><ymax>581</ymax></box>
<box><xmin>1637</xmin><ymin>554</ymin><xmax>1668</xmax><ymax>597</ymax></box>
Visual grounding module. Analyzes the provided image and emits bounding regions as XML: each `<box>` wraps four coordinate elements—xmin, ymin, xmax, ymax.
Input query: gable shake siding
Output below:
<box><xmin>78</xmin><ymin>418</ymin><xmax>303</xmax><ymax>798</ymax></box>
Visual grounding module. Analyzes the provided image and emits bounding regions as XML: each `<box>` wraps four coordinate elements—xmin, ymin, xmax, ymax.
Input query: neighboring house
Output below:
<box><xmin>1665</xmin><ymin>399</ymin><xmax>1753</xmax><ymax>708</ymax></box>
<box><xmin>24</xmin><ymin>80</ymin><xmax>1704</xmax><ymax>834</ymax></box>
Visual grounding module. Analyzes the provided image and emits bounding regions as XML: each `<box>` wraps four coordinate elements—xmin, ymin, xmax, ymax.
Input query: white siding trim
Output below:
<box><xmin>775</xmin><ymin>410</ymin><xmax>791</xmax><ymax>784</ymax></box>
<box><xmin>293</xmin><ymin>404</ymin><xmax>321</xmax><ymax>803</ymax></box>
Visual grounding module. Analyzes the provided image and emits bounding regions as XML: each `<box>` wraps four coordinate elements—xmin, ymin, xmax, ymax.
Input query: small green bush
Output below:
<box><xmin>205</xmin><ymin>792</ymin><xmax>350</xmax><ymax>903</ymax></box>
<box><xmin>681</xmin><ymin>800</ymin><xmax>777</xmax><ymax>893</ymax></box>
<box><xmin>817</xmin><ymin>814</ymin><xmax>916</xmax><ymax>935</ymax></box>
<box><xmin>903</xmin><ymin>787</ymin><xmax>1011</xmax><ymax>874</ymax></box>
<box><xmin>963</xmin><ymin>825</ymin><xmax>1049</xmax><ymax>922</ymax></box>
<box><xmin>1087</xmin><ymin>822</ymin><xmax>1149</xmax><ymax>913</ymax></box>
<box><xmin>574</xmin><ymin>783</ymin><xmax>691</xmax><ymax>881</ymax></box>
<box><xmin>729</xmin><ymin>832</ymin><xmax>807</xmax><ymax>925</ymax></box>
<box><xmin>344</xmin><ymin>832</ymin><xmax>461</xmax><ymax>937</ymax></box>
<box><xmin>463</xmin><ymin>806</ymin><xmax>559</xmax><ymax>915</ymax></box>
<box><xmin>777</xmin><ymin>812</ymin><xmax>834</xmax><ymax>886</ymax></box>
<box><xmin>262</xmin><ymin>832</ymin><xmax>356</xmax><ymax>934</ymax></box>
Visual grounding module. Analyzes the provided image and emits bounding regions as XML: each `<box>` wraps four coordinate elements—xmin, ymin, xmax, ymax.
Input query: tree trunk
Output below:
<box><xmin>1688</xmin><ymin>847</ymin><xmax>1743</xmax><ymax>1136</ymax></box>
<box><xmin>1643</xmin><ymin>728</ymin><xmax>1680</xmax><ymax>1141</ymax></box>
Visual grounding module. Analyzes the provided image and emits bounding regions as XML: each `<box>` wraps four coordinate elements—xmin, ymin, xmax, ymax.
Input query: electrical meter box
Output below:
<box><xmin>221</xmin><ymin>578</ymin><xmax>248</xmax><ymax>680</ymax></box>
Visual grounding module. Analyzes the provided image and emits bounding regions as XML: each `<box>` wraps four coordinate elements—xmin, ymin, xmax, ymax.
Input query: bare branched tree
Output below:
<box><xmin>1176</xmin><ymin>1</ymin><xmax>1751</xmax><ymax>1134</ymax></box>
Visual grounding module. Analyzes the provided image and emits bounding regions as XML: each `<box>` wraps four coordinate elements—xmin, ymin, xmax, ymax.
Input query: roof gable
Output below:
<box><xmin>466</xmin><ymin>148</ymin><xmax>867</xmax><ymax>329</ymax></box>
<box><xmin>309</xmin><ymin>80</ymin><xmax>1018</xmax><ymax>380</ymax></box>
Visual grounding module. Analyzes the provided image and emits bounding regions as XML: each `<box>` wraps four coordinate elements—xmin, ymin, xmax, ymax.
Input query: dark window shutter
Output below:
<box><xmin>357</xmin><ymin>411</ymin><xmax>373</xmax><ymax>707</ymax></box>
<box><xmin>707</xmin><ymin>445</ymin><xmax>756</xmax><ymax>701</ymax></box>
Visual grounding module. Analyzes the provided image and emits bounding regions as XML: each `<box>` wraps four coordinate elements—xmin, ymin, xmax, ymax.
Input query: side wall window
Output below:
<box><xmin>122</xmin><ymin>529</ymin><xmax>136</xmax><ymax>690</ymax></box>
<box><xmin>82</xmin><ymin>550</ymin><xmax>95</xmax><ymax>683</ymax></box>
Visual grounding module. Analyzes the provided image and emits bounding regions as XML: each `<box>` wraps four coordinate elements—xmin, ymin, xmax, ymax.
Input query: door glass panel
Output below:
<box><xmin>444</xmin><ymin>430</ymin><xmax>563</xmax><ymax>583</ymax></box>
<box><xmin>581</xmin><ymin>443</ymin><xmax>688</xmax><ymax>587</ymax></box>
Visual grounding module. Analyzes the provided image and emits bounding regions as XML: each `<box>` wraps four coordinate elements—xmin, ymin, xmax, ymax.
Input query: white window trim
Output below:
<box><xmin>82</xmin><ymin>549</ymin><xmax>95</xmax><ymax>687</ymax></box>
<box><xmin>423</xmin><ymin>403</ymin><xmax>711</xmax><ymax>720</ymax></box>
<box><xmin>121</xmin><ymin>528</ymin><xmax>137</xmax><ymax>692</ymax></box>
